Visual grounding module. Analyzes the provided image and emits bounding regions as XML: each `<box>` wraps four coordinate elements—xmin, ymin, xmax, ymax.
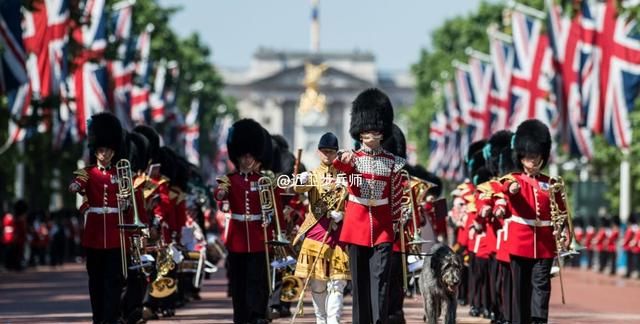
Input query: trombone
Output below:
<box><xmin>116</xmin><ymin>159</ymin><xmax>147</xmax><ymax>279</ymax></box>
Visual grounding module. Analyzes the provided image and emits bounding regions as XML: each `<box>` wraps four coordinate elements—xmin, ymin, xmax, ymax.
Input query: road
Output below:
<box><xmin>1</xmin><ymin>263</ymin><xmax>639</xmax><ymax>323</ymax></box>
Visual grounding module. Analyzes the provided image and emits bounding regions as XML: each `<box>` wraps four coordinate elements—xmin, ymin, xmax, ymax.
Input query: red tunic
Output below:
<box><xmin>333</xmin><ymin>148</ymin><xmax>405</xmax><ymax>247</ymax></box>
<box><xmin>2</xmin><ymin>213</ymin><xmax>14</xmax><ymax>244</ymax></box>
<box><xmin>622</xmin><ymin>225</ymin><xmax>638</xmax><ymax>251</ymax></box>
<box><xmin>606</xmin><ymin>228</ymin><xmax>619</xmax><ymax>253</ymax></box>
<box><xmin>72</xmin><ymin>165</ymin><xmax>122</xmax><ymax>249</ymax></box>
<box><xmin>593</xmin><ymin>228</ymin><xmax>607</xmax><ymax>252</ymax></box>
<box><xmin>214</xmin><ymin>171</ymin><xmax>283</xmax><ymax>253</ymax></box>
<box><xmin>500</xmin><ymin>172</ymin><xmax>560</xmax><ymax>259</ymax></box>
<box><xmin>584</xmin><ymin>227</ymin><xmax>595</xmax><ymax>251</ymax></box>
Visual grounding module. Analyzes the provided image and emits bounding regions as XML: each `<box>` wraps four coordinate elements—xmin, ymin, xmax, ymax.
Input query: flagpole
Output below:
<box><xmin>15</xmin><ymin>141</ymin><xmax>25</xmax><ymax>199</ymax></box>
<box><xmin>506</xmin><ymin>0</ymin><xmax>546</xmax><ymax>20</ymax></box>
<box><xmin>310</xmin><ymin>0</ymin><xmax>320</xmax><ymax>53</ymax></box>
<box><xmin>465</xmin><ymin>48</ymin><xmax>491</xmax><ymax>63</ymax></box>
<box><xmin>620</xmin><ymin>149</ymin><xmax>630</xmax><ymax>224</ymax></box>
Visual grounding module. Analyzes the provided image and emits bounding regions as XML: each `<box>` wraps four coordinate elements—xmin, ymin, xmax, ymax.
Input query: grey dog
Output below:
<box><xmin>419</xmin><ymin>243</ymin><xmax>463</xmax><ymax>324</ymax></box>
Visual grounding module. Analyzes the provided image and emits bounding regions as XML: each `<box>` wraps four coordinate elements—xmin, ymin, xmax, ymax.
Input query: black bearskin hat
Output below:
<box><xmin>133</xmin><ymin>125</ymin><xmax>160</xmax><ymax>163</ymax></box>
<box><xmin>88</xmin><ymin>112</ymin><xmax>124</xmax><ymax>160</ymax></box>
<box><xmin>484</xmin><ymin>130</ymin><xmax>513</xmax><ymax>176</ymax></box>
<box><xmin>158</xmin><ymin>147</ymin><xmax>176</xmax><ymax>181</ymax></box>
<box><xmin>465</xmin><ymin>140</ymin><xmax>487</xmax><ymax>178</ymax></box>
<box><xmin>126</xmin><ymin>132</ymin><xmax>150</xmax><ymax>173</ymax></box>
<box><xmin>270</xmin><ymin>134</ymin><xmax>305</xmax><ymax>176</ymax></box>
<box><xmin>227</xmin><ymin>118</ymin><xmax>272</xmax><ymax>170</ymax></box>
<box><xmin>513</xmin><ymin>119</ymin><xmax>552</xmax><ymax>169</ymax></box>
<box><xmin>382</xmin><ymin>124</ymin><xmax>407</xmax><ymax>158</ymax></box>
<box><xmin>468</xmin><ymin>150</ymin><xmax>487</xmax><ymax>184</ymax></box>
<box><xmin>349</xmin><ymin>88</ymin><xmax>394</xmax><ymax>141</ymax></box>
<box><xmin>498</xmin><ymin>146</ymin><xmax>520</xmax><ymax>175</ymax></box>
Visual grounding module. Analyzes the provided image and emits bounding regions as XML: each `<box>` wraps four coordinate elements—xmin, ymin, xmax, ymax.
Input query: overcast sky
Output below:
<box><xmin>157</xmin><ymin>0</ymin><xmax>495</xmax><ymax>71</ymax></box>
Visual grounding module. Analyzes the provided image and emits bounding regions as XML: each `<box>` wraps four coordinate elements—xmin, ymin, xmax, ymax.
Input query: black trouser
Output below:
<box><xmin>468</xmin><ymin>252</ymin><xmax>477</xmax><ymax>308</ymax></box>
<box><xmin>625</xmin><ymin>251</ymin><xmax>634</xmax><ymax>277</ymax></box>
<box><xmin>228</xmin><ymin>252</ymin><xmax>269</xmax><ymax>324</ymax></box>
<box><xmin>498</xmin><ymin>261</ymin><xmax>512</xmax><ymax>323</ymax></box>
<box><xmin>457</xmin><ymin>246</ymin><xmax>469</xmax><ymax>304</ymax></box>
<box><xmin>86</xmin><ymin>248</ymin><xmax>125</xmax><ymax>324</ymax></box>
<box><xmin>121</xmin><ymin>269</ymin><xmax>148</xmax><ymax>323</ymax></box>
<box><xmin>349</xmin><ymin>243</ymin><xmax>392</xmax><ymax>324</ymax></box>
<box><xmin>473</xmin><ymin>256</ymin><xmax>489</xmax><ymax>312</ymax></box>
<box><xmin>488</xmin><ymin>255</ymin><xmax>500</xmax><ymax>317</ymax></box>
<box><xmin>608</xmin><ymin>251</ymin><xmax>617</xmax><ymax>275</ymax></box>
<box><xmin>387</xmin><ymin>252</ymin><xmax>405</xmax><ymax>323</ymax></box>
<box><xmin>510</xmin><ymin>255</ymin><xmax>553</xmax><ymax>324</ymax></box>
<box><xmin>598</xmin><ymin>250</ymin><xmax>608</xmax><ymax>272</ymax></box>
<box><xmin>586</xmin><ymin>250</ymin><xmax>594</xmax><ymax>269</ymax></box>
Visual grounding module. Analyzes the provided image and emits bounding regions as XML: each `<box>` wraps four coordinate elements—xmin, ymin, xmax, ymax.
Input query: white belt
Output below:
<box><xmin>510</xmin><ymin>215</ymin><xmax>552</xmax><ymax>227</ymax></box>
<box><xmin>87</xmin><ymin>207</ymin><xmax>119</xmax><ymax>214</ymax></box>
<box><xmin>348</xmin><ymin>196</ymin><xmax>389</xmax><ymax>207</ymax></box>
<box><xmin>230</xmin><ymin>213</ymin><xmax>262</xmax><ymax>222</ymax></box>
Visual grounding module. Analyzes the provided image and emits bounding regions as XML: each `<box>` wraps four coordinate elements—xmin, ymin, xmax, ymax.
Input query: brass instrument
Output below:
<box><xmin>149</xmin><ymin>236</ymin><xmax>178</xmax><ymax>299</ymax></box>
<box><xmin>128</xmin><ymin>234</ymin><xmax>152</xmax><ymax>278</ymax></box>
<box><xmin>116</xmin><ymin>159</ymin><xmax>147</xmax><ymax>279</ymax></box>
<box><xmin>549</xmin><ymin>175</ymin><xmax>578</xmax><ymax>304</ymax></box>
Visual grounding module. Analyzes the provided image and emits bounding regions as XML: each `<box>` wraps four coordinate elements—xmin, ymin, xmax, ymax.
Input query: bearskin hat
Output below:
<box><xmin>270</xmin><ymin>134</ymin><xmax>305</xmax><ymax>176</ymax></box>
<box><xmin>468</xmin><ymin>150</ymin><xmax>487</xmax><ymax>183</ymax></box>
<box><xmin>88</xmin><ymin>112</ymin><xmax>124</xmax><ymax>160</ymax></box>
<box><xmin>472</xmin><ymin>166</ymin><xmax>493</xmax><ymax>186</ymax></box>
<box><xmin>126</xmin><ymin>132</ymin><xmax>150</xmax><ymax>173</ymax></box>
<box><xmin>133</xmin><ymin>125</ymin><xmax>161</xmax><ymax>163</ymax></box>
<box><xmin>349</xmin><ymin>88</ymin><xmax>394</xmax><ymax>141</ymax></box>
<box><xmin>484</xmin><ymin>130</ymin><xmax>513</xmax><ymax>176</ymax></box>
<box><xmin>382</xmin><ymin>124</ymin><xmax>407</xmax><ymax>158</ymax></box>
<box><xmin>513</xmin><ymin>119</ymin><xmax>552</xmax><ymax>169</ymax></box>
<box><xmin>227</xmin><ymin>118</ymin><xmax>272</xmax><ymax>170</ymax></box>
<box><xmin>465</xmin><ymin>140</ymin><xmax>487</xmax><ymax>178</ymax></box>
<box><xmin>498</xmin><ymin>146</ymin><xmax>520</xmax><ymax>175</ymax></box>
<box><xmin>158</xmin><ymin>147</ymin><xmax>176</xmax><ymax>181</ymax></box>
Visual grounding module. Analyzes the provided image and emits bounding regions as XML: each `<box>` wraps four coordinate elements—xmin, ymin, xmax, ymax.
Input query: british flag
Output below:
<box><xmin>581</xmin><ymin>0</ymin><xmax>640</xmax><ymax>149</ymax></box>
<box><xmin>130</xmin><ymin>24</ymin><xmax>153</xmax><ymax>124</ymax></box>
<box><xmin>183</xmin><ymin>97</ymin><xmax>200</xmax><ymax>166</ymax></box>
<box><xmin>487</xmin><ymin>29</ymin><xmax>514</xmax><ymax>132</ymax></box>
<box><xmin>546</xmin><ymin>0</ymin><xmax>594</xmax><ymax>158</ymax></box>
<box><xmin>107</xmin><ymin>0</ymin><xmax>136</xmax><ymax>129</ymax></box>
<box><xmin>0</xmin><ymin>0</ymin><xmax>27</xmax><ymax>94</ymax></box>
<box><xmin>509</xmin><ymin>9</ymin><xmax>557</xmax><ymax>133</ymax></box>
<box><xmin>467</xmin><ymin>53</ymin><xmax>493</xmax><ymax>140</ymax></box>
<box><xmin>22</xmin><ymin>0</ymin><xmax>69</xmax><ymax>99</ymax></box>
<box><xmin>442</xmin><ymin>81</ymin><xmax>466</xmax><ymax>181</ymax></box>
<box><xmin>427</xmin><ymin>110</ymin><xmax>447</xmax><ymax>177</ymax></box>
<box><xmin>68</xmin><ymin>0</ymin><xmax>108</xmax><ymax>139</ymax></box>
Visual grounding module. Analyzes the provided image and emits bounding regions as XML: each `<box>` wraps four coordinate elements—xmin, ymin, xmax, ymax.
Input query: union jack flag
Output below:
<box><xmin>183</xmin><ymin>97</ymin><xmax>200</xmax><ymax>166</ymax></box>
<box><xmin>0</xmin><ymin>0</ymin><xmax>27</xmax><ymax>94</ymax></box>
<box><xmin>487</xmin><ymin>29</ymin><xmax>514</xmax><ymax>132</ymax></box>
<box><xmin>22</xmin><ymin>0</ymin><xmax>69</xmax><ymax>99</ymax></box>
<box><xmin>581</xmin><ymin>0</ymin><xmax>640</xmax><ymax>149</ymax></box>
<box><xmin>467</xmin><ymin>54</ymin><xmax>493</xmax><ymax>140</ymax></box>
<box><xmin>107</xmin><ymin>0</ymin><xmax>136</xmax><ymax>129</ymax></box>
<box><xmin>442</xmin><ymin>81</ymin><xmax>466</xmax><ymax>181</ymax></box>
<box><xmin>68</xmin><ymin>0</ymin><xmax>108</xmax><ymax>139</ymax></box>
<box><xmin>509</xmin><ymin>9</ymin><xmax>557</xmax><ymax>133</ymax></box>
<box><xmin>546</xmin><ymin>0</ymin><xmax>594</xmax><ymax>158</ymax></box>
<box><xmin>130</xmin><ymin>24</ymin><xmax>153</xmax><ymax>124</ymax></box>
<box><xmin>427</xmin><ymin>110</ymin><xmax>447</xmax><ymax>178</ymax></box>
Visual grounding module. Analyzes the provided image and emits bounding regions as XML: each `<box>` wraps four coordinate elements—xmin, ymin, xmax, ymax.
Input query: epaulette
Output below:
<box><xmin>73</xmin><ymin>168</ymin><xmax>90</xmax><ymax>182</ymax></box>
<box><xmin>133</xmin><ymin>175</ymin><xmax>146</xmax><ymax>189</ymax></box>
<box><xmin>158</xmin><ymin>176</ymin><xmax>170</xmax><ymax>186</ymax></box>
<box><xmin>177</xmin><ymin>191</ymin><xmax>186</xmax><ymax>204</ymax></box>
<box><xmin>498</xmin><ymin>173</ymin><xmax>518</xmax><ymax>184</ymax></box>
<box><xmin>476</xmin><ymin>182</ymin><xmax>494</xmax><ymax>194</ymax></box>
<box><xmin>143</xmin><ymin>181</ymin><xmax>159</xmax><ymax>199</ymax></box>
<box><xmin>216</xmin><ymin>175</ymin><xmax>231</xmax><ymax>191</ymax></box>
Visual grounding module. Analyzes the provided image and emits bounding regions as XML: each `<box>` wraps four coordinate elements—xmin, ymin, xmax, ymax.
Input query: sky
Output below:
<box><xmin>157</xmin><ymin>0</ymin><xmax>494</xmax><ymax>72</ymax></box>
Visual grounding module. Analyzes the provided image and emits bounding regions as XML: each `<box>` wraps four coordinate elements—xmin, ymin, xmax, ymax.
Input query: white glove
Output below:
<box><xmin>298</xmin><ymin>171</ymin><xmax>310</xmax><ymax>185</ymax></box>
<box><xmin>329</xmin><ymin>210</ymin><xmax>343</xmax><ymax>223</ymax></box>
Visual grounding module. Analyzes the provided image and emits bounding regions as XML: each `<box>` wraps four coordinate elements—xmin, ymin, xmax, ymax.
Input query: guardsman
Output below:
<box><xmin>499</xmin><ymin>119</ymin><xmax>566</xmax><ymax>324</ymax></box>
<box><xmin>69</xmin><ymin>112</ymin><xmax>126</xmax><ymax>324</ymax></box>
<box><xmin>293</xmin><ymin>132</ymin><xmax>349</xmax><ymax>324</ymax></box>
<box><xmin>214</xmin><ymin>118</ymin><xmax>275</xmax><ymax>324</ymax></box>
<box><xmin>333</xmin><ymin>88</ymin><xmax>405</xmax><ymax>324</ymax></box>
<box><xmin>623</xmin><ymin>214</ymin><xmax>638</xmax><ymax>278</ymax></box>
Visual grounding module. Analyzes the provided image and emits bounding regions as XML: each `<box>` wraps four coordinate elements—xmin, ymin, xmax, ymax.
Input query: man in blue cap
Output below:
<box><xmin>293</xmin><ymin>132</ymin><xmax>350</xmax><ymax>324</ymax></box>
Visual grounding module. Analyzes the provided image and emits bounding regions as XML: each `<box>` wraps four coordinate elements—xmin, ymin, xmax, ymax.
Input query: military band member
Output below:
<box><xmin>623</xmin><ymin>215</ymin><xmax>638</xmax><ymax>278</ymax></box>
<box><xmin>499</xmin><ymin>119</ymin><xmax>567</xmax><ymax>324</ymax></box>
<box><xmin>69</xmin><ymin>112</ymin><xmax>126</xmax><ymax>324</ymax></box>
<box><xmin>214</xmin><ymin>119</ymin><xmax>274</xmax><ymax>324</ymax></box>
<box><xmin>293</xmin><ymin>132</ymin><xmax>350</xmax><ymax>324</ymax></box>
<box><xmin>333</xmin><ymin>88</ymin><xmax>405</xmax><ymax>324</ymax></box>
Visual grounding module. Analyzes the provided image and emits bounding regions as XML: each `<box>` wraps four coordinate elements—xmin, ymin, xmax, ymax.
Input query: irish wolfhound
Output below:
<box><xmin>419</xmin><ymin>243</ymin><xmax>463</xmax><ymax>324</ymax></box>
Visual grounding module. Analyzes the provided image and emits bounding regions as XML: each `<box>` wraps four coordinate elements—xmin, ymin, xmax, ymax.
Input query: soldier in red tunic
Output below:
<box><xmin>622</xmin><ymin>214</ymin><xmax>638</xmax><ymax>278</ymax></box>
<box><xmin>69</xmin><ymin>112</ymin><xmax>126</xmax><ymax>324</ymax></box>
<box><xmin>333</xmin><ymin>88</ymin><xmax>405</xmax><ymax>324</ymax></box>
<box><xmin>214</xmin><ymin>118</ymin><xmax>274</xmax><ymax>324</ymax></box>
<box><xmin>499</xmin><ymin>119</ymin><xmax>567</xmax><ymax>324</ymax></box>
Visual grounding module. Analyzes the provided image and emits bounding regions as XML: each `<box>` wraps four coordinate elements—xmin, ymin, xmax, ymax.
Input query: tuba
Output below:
<box><xmin>116</xmin><ymin>159</ymin><xmax>147</xmax><ymax>279</ymax></box>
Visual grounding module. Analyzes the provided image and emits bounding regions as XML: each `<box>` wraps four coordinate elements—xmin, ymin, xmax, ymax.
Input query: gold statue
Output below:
<box><xmin>299</xmin><ymin>62</ymin><xmax>328</xmax><ymax>113</ymax></box>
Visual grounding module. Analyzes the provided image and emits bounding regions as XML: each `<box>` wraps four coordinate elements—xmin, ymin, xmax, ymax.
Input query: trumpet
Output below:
<box><xmin>116</xmin><ymin>159</ymin><xmax>147</xmax><ymax>279</ymax></box>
